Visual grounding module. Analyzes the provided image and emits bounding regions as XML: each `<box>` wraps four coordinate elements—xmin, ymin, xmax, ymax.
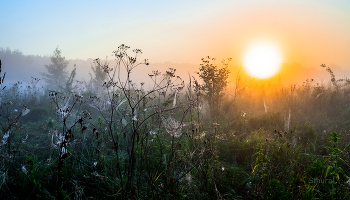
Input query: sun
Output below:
<box><xmin>243</xmin><ymin>42</ymin><xmax>282</xmax><ymax>79</ymax></box>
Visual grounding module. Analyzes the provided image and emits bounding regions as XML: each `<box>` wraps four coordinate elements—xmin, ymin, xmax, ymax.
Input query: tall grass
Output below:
<box><xmin>0</xmin><ymin>54</ymin><xmax>349</xmax><ymax>199</ymax></box>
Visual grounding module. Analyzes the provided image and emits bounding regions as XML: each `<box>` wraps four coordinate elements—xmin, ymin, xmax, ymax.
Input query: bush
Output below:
<box><xmin>292</xmin><ymin>122</ymin><xmax>316</xmax><ymax>145</ymax></box>
<box><xmin>264</xmin><ymin>179</ymin><xmax>289</xmax><ymax>199</ymax></box>
<box><xmin>21</xmin><ymin>106</ymin><xmax>50</xmax><ymax>123</ymax></box>
<box><xmin>248</xmin><ymin>112</ymin><xmax>284</xmax><ymax>131</ymax></box>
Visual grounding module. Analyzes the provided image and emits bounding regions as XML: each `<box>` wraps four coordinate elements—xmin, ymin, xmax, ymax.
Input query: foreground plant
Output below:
<box><xmin>85</xmin><ymin>44</ymin><xmax>196</xmax><ymax>198</ymax></box>
<box><xmin>324</xmin><ymin>131</ymin><xmax>349</xmax><ymax>198</ymax></box>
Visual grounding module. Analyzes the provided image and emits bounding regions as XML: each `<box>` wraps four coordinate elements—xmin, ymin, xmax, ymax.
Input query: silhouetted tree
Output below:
<box><xmin>58</xmin><ymin>65</ymin><xmax>78</xmax><ymax>94</ymax></box>
<box><xmin>88</xmin><ymin>58</ymin><xmax>108</xmax><ymax>94</ymax></box>
<box><xmin>41</xmin><ymin>47</ymin><xmax>69</xmax><ymax>90</ymax></box>
<box><xmin>197</xmin><ymin>56</ymin><xmax>230</xmax><ymax>118</ymax></box>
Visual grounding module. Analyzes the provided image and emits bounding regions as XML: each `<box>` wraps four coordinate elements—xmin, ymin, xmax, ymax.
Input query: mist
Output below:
<box><xmin>1</xmin><ymin>0</ymin><xmax>350</xmax><ymax>198</ymax></box>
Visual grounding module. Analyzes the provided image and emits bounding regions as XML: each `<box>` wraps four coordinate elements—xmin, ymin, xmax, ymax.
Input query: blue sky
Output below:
<box><xmin>1</xmin><ymin>0</ymin><xmax>350</xmax><ymax>68</ymax></box>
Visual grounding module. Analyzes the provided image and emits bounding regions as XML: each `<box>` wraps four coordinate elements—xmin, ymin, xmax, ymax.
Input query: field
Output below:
<box><xmin>0</xmin><ymin>46</ymin><xmax>349</xmax><ymax>199</ymax></box>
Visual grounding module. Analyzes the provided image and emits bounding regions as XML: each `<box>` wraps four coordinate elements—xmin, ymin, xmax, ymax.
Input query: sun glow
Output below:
<box><xmin>243</xmin><ymin>42</ymin><xmax>282</xmax><ymax>79</ymax></box>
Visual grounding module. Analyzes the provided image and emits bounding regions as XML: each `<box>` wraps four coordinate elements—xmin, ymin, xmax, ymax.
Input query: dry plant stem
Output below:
<box><xmin>0</xmin><ymin>60</ymin><xmax>25</xmax><ymax>178</ymax></box>
<box><xmin>102</xmin><ymin>48</ymin><xmax>184</xmax><ymax>198</ymax></box>
<box><xmin>50</xmin><ymin>93</ymin><xmax>86</xmax><ymax>200</ymax></box>
<box><xmin>226</xmin><ymin>66</ymin><xmax>256</xmax><ymax>111</ymax></box>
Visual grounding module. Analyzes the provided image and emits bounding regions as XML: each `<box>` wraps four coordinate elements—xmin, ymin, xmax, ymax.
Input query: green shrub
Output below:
<box><xmin>21</xmin><ymin>106</ymin><xmax>50</xmax><ymax>123</ymax></box>
<box><xmin>264</xmin><ymin>179</ymin><xmax>289</xmax><ymax>199</ymax></box>
<box><xmin>307</xmin><ymin>158</ymin><xmax>326</xmax><ymax>179</ymax></box>
<box><xmin>292</xmin><ymin>122</ymin><xmax>316</xmax><ymax>145</ymax></box>
<box><xmin>248</xmin><ymin>112</ymin><xmax>284</xmax><ymax>131</ymax></box>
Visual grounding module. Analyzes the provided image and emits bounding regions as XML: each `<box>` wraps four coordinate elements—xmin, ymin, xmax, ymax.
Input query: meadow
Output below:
<box><xmin>0</xmin><ymin>45</ymin><xmax>349</xmax><ymax>200</ymax></box>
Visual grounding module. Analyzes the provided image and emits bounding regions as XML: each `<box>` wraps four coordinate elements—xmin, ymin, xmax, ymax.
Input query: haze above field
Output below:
<box><xmin>1</xmin><ymin>0</ymin><xmax>350</xmax><ymax>85</ymax></box>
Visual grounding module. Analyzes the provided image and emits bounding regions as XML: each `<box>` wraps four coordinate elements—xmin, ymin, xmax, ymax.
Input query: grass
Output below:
<box><xmin>0</xmin><ymin>49</ymin><xmax>350</xmax><ymax>199</ymax></box>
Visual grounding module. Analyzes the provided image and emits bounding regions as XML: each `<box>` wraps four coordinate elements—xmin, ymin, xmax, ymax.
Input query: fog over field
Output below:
<box><xmin>1</xmin><ymin>1</ymin><xmax>350</xmax><ymax>199</ymax></box>
<box><xmin>2</xmin><ymin>47</ymin><xmax>350</xmax><ymax>90</ymax></box>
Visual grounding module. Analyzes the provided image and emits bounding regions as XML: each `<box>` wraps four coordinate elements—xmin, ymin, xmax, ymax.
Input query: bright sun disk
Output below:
<box><xmin>243</xmin><ymin>42</ymin><xmax>282</xmax><ymax>78</ymax></box>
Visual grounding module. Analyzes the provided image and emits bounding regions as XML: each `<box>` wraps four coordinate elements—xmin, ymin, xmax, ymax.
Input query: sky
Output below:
<box><xmin>1</xmin><ymin>0</ymin><xmax>350</xmax><ymax>71</ymax></box>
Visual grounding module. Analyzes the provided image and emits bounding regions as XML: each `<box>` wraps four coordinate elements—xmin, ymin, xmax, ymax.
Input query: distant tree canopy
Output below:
<box><xmin>41</xmin><ymin>47</ymin><xmax>69</xmax><ymax>91</ymax></box>
<box><xmin>0</xmin><ymin>48</ymin><xmax>50</xmax><ymax>84</ymax></box>
<box><xmin>88</xmin><ymin>58</ymin><xmax>108</xmax><ymax>94</ymax></box>
<box><xmin>198</xmin><ymin>56</ymin><xmax>230</xmax><ymax>118</ymax></box>
<box><xmin>59</xmin><ymin>65</ymin><xmax>77</xmax><ymax>94</ymax></box>
<box><xmin>0</xmin><ymin>48</ymin><xmax>24</xmax><ymax>59</ymax></box>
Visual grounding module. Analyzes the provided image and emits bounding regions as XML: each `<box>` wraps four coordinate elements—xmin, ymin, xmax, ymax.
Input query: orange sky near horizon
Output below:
<box><xmin>218</xmin><ymin>3</ymin><xmax>349</xmax><ymax>70</ymax></box>
<box><xmin>1</xmin><ymin>1</ymin><xmax>350</xmax><ymax>84</ymax></box>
